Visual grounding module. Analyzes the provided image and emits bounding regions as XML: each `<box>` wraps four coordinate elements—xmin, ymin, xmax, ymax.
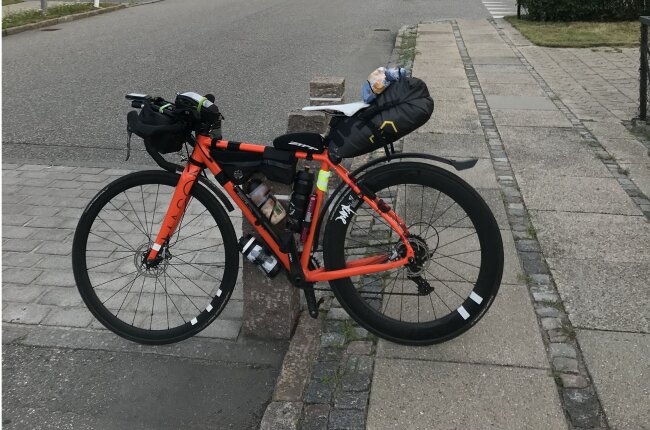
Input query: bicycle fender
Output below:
<box><xmin>310</xmin><ymin>153</ymin><xmax>477</xmax><ymax>253</ymax></box>
<box><xmin>198</xmin><ymin>176</ymin><xmax>235</xmax><ymax>212</ymax></box>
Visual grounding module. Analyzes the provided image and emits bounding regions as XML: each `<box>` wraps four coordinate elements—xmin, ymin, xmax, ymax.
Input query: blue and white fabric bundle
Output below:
<box><xmin>362</xmin><ymin>67</ymin><xmax>410</xmax><ymax>103</ymax></box>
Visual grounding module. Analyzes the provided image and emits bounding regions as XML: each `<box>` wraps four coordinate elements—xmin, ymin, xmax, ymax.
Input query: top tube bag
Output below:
<box><xmin>328</xmin><ymin>76</ymin><xmax>434</xmax><ymax>159</ymax></box>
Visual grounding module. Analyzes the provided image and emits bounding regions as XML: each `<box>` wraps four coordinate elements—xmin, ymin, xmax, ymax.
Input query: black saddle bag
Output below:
<box><xmin>328</xmin><ymin>77</ymin><xmax>434</xmax><ymax>159</ymax></box>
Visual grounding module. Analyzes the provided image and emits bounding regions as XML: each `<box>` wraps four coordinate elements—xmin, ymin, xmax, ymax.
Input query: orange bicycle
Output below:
<box><xmin>72</xmin><ymin>90</ymin><xmax>503</xmax><ymax>346</ymax></box>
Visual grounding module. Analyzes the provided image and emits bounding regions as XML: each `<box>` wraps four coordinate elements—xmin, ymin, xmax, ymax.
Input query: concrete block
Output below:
<box><xmin>287</xmin><ymin>110</ymin><xmax>328</xmax><ymax>134</ymax></box>
<box><xmin>309</xmin><ymin>76</ymin><xmax>345</xmax><ymax>99</ymax></box>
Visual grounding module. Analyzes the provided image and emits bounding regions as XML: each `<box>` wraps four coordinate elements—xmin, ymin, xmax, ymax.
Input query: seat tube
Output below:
<box><xmin>147</xmin><ymin>162</ymin><xmax>203</xmax><ymax>261</ymax></box>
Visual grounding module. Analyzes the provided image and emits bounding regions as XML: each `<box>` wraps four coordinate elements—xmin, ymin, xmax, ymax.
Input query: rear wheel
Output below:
<box><xmin>323</xmin><ymin>162</ymin><xmax>503</xmax><ymax>345</ymax></box>
<box><xmin>72</xmin><ymin>171</ymin><xmax>239</xmax><ymax>345</ymax></box>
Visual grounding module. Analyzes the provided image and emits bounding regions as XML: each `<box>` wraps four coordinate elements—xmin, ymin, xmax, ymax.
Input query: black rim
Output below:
<box><xmin>73</xmin><ymin>172</ymin><xmax>237</xmax><ymax>343</ymax></box>
<box><xmin>325</xmin><ymin>163</ymin><xmax>502</xmax><ymax>343</ymax></box>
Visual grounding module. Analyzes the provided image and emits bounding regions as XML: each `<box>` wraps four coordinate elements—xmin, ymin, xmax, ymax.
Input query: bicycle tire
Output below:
<box><xmin>323</xmin><ymin>162</ymin><xmax>503</xmax><ymax>345</ymax></box>
<box><xmin>72</xmin><ymin>170</ymin><xmax>239</xmax><ymax>345</ymax></box>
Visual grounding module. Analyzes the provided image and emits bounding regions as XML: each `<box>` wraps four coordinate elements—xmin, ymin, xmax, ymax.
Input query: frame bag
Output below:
<box><xmin>328</xmin><ymin>77</ymin><xmax>434</xmax><ymax>159</ymax></box>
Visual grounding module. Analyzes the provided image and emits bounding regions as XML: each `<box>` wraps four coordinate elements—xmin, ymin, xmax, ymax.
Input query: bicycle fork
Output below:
<box><xmin>146</xmin><ymin>163</ymin><xmax>203</xmax><ymax>263</ymax></box>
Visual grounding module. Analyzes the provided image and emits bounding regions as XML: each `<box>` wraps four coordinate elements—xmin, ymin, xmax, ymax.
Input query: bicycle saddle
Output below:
<box><xmin>302</xmin><ymin>101</ymin><xmax>370</xmax><ymax>117</ymax></box>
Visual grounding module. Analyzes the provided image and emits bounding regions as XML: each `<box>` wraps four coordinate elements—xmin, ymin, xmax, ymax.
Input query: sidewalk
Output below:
<box><xmin>365</xmin><ymin>19</ymin><xmax>649</xmax><ymax>429</ymax></box>
<box><xmin>1</xmin><ymin>164</ymin><xmax>288</xmax><ymax>428</ymax></box>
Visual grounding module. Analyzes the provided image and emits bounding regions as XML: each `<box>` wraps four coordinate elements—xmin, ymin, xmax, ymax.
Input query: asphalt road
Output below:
<box><xmin>2</xmin><ymin>325</ymin><xmax>287</xmax><ymax>430</ymax></box>
<box><xmin>2</xmin><ymin>0</ymin><xmax>489</xmax><ymax>166</ymax></box>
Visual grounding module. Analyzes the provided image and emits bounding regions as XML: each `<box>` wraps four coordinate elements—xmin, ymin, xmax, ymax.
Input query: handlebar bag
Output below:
<box><xmin>127</xmin><ymin>101</ymin><xmax>187</xmax><ymax>153</ymax></box>
<box><xmin>328</xmin><ymin>76</ymin><xmax>434</xmax><ymax>159</ymax></box>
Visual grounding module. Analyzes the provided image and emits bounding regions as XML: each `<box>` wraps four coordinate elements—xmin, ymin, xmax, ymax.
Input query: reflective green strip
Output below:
<box><xmin>158</xmin><ymin>103</ymin><xmax>172</xmax><ymax>113</ymax></box>
<box><xmin>316</xmin><ymin>170</ymin><xmax>331</xmax><ymax>191</ymax></box>
<box><xmin>197</xmin><ymin>96</ymin><xmax>207</xmax><ymax>112</ymax></box>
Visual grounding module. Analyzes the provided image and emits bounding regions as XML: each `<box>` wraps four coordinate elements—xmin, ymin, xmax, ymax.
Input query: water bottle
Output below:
<box><xmin>239</xmin><ymin>235</ymin><xmax>280</xmax><ymax>277</ymax></box>
<box><xmin>288</xmin><ymin>168</ymin><xmax>314</xmax><ymax>232</ymax></box>
<box><xmin>247</xmin><ymin>179</ymin><xmax>286</xmax><ymax>225</ymax></box>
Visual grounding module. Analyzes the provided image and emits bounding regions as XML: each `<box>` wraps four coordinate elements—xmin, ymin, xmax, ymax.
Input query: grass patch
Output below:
<box><xmin>3</xmin><ymin>3</ymin><xmax>110</xmax><ymax>29</ymax></box>
<box><xmin>527</xmin><ymin>224</ymin><xmax>537</xmax><ymax>239</ymax></box>
<box><xmin>3</xmin><ymin>0</ymin><xmax>23</xmax><ymax>6</ymax></box>
<box><xmin>342</xmin><ymin>320</ymin><xmax>360</xmax><ymax>344</ymax></box>
<box><xmin>505</xmin><ymin>17</ymin><xmax>638</xmax><ymax>48</ymax></box>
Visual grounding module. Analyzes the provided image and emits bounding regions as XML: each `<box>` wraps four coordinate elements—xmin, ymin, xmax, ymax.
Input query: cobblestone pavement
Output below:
<box><xmin>2</xmin><ymin>164</ymin><xmax>244</xmax><ymax>339</ymax></box>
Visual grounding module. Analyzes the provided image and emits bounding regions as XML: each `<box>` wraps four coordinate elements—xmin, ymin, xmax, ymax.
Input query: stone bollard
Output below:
<box><xmin>242</xmin><ymin>77</ymin><xmax>345</xmax><ymax>340</ymax></box>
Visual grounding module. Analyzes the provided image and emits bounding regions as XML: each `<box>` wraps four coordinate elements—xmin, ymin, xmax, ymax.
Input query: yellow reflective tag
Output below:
<box><xmin>316</xmin><ymin>170</ymin><xmax>331</xmax><ymax>192</ymax></box>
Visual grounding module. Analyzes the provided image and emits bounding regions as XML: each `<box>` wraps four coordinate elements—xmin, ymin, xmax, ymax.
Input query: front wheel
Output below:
<box><xmin>72</xmin><ymin>171</ymin><xmax>239</xmax><ymax>345</ymax></box>
<box><xmin>323</xmin><ymin>162</ymin><xmax>503</xmax><ymax>345</ymax></box>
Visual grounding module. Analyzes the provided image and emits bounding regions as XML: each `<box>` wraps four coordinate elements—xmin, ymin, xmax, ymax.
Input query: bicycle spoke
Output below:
<box><xmin>131</xmin><ymin>276</ymin><xmax>148</xmax><ymax>325</ymax></box>
<box><xmin>102</xmin><ymin>272</ymin><xmax>140</xmax><ymax>307</ymax></box>
<box><xmin>172</xmin><ymin>255</ymin><xmax>223</xmax><ymax>283</ymax></box>
<box><xmin>107</xmin><ymin>200</ymin><xmax>149</xmax><ymax>239</ymax></box>
<box><xmin>165</xmin><ymin>270</ymin><xmax>203</xmax><ymax>312</ymax></box>
<box><xmin>435</xmin><ymin>231</ymin><xmax>477</xmax><ymax>251</ymax></box>
<box><xmin>161</xmin><ymin>272</ymin><xmax>188</xmax><ymax>323</ymax></box>
<box><xmin>167</xmin><ymin>264</ymin><xmax>213</xmax><ymax>300</ymax></box>
<box><xmin>425</xmin><ymin>267</ymin><xmax>469</xmax><ymax>301</ymax></box>
<box><xmin>123</xmin><ymin>190</ymin><xmax>149</xmax><ymax>241</ymax></box>
<box><xmin>88</xmin><ymin>230</ymin><xmax>135</xmax><ymax>252</ymax></box>
<box><xmin>96</xmin><ymin>215</ymin><xmax>138</xmax><ymax>252</ymax></box>
<box><xmin>87</xmin><ymin>252</ymin><xmax>132</xmax><ymax>270</ymax></box>
<box><xmin>149</xmin><ymin>184</ymin><xmax>160</xmax><ymax>240</ymax></box>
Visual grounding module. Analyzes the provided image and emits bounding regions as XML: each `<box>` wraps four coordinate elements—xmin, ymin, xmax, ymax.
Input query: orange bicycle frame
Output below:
<box><xmin>147</xmin><ymin>134</ymin><xmax>415</xmax><ymax>282</ymax></box>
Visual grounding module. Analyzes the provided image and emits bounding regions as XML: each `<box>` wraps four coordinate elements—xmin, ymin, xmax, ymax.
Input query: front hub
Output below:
<box><xmin>134</xmin><ymin>243</ymin><xmax>171</xmax><ymax>278</ymax></box>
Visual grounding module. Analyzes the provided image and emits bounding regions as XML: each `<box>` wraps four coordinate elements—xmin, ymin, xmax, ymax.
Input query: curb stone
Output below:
<box><xmin>266</xmin><ymin>25</ymin><xmax>415</xmax><ymax>430</ymax></box>
<box><xmin>2</xmin><ymin>2</ymin><xmax>162</xmax><ymax>37</ymax></box>
<box><xmin>451</xmin><ymin>19</ymin><xmax>609</xmax><ymax>429</ymax></box>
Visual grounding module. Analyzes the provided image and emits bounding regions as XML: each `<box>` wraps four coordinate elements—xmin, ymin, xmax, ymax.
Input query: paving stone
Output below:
<box><xmin>334</xmin><ymin>390</ymin><xmax>369</xmax><ymax>410</ymax></box>
<box><xmin>541</xmin><ymin>317</ymin><xmax>562</xmax><ymax>331</ymax></box>
<box><xmin>304</xmin><ymin>379</ymin><xmax>334</xmax><ymax>404</ymax></box>
<box><xmin>321</xmin><ymin>333</ymin><xmax>345</xmax><ymax>348</ymax></box>
<box><xmin>486</xmin><ymin>95</ymin><xmax>556</xmax><ymax>111</ymax></box>
<box><xmin>2</xmin><ymin>268</ymin><xmax>42</xmax><ymax>285</ymax></box>
<box><xmin>328</xmin><ymin>408</ymin><xmax>365</xmax><ymax>430</ymax></box>
<box><xmin>2</xmin><ymin>239</ymin><xmax>42</xmax><ymax>253</ymax></box>
<box><xmin>2</xmin><ymin>303</ymin><xmax>52</xmax><ymax>324</ymax></box>
<box><xmin>562</xmin><ymin>388</ymin><xmax>603</xmax><ymax>428</ymax></box>
<box><xmin>552</xmin><ymin>357</ymin><xmax>579</xmax><ymax>374</ymax></box>
<box><xmin>519</xmin><ymin>251</ymin><xmax>548</xmax><ymax>275</ymax></box>
<box><xmin>326</xmin><ymin>308</ymin><xmax>350</xmax><ymax>320</ymax></box>
<box><xmin>547</xmin><ymin>257</ymin><xmax>650</xmax><ymax>333</ymax></box>
<box><xmin>302</xmin><ymin>404</ymin><xmax>330</xmax><ymax>430</ymax></box>
<box><xmin>33</xmin><ymin>242</ymin><xmax>73</xmax><ymax>256</ymax></box>
<box><xmin>560</xmin><ymin>373</ymin><xmax>589</xmax><ymax>389</ymax></box>
<box><xmin>368</xmin><ymin>358</ymin><xmax>566</xmax><ymax>429</ymax></box>
<box><xmin>33</xmin><ymin>271</ymin><xmax>76</xmax><ymax>288</ymax></box>
<box><xmin>2</xmin><ymin>285</ymin><xmax>47</xmax><ymax>303</ymax></box>
<box><xmin>318</xmin><ymin>348</ymin><xmax>344</xmax><ymax>363</ymax></box>
<box><xmin>38</xmin><ymin>288</ymin><xmax>83</xmax><ymax>307</ymax></box>
<box><xmin>259</xmin><ymin>401</ymin><xmax>301</xmax><ymax>430</ymax></box>
<box><xmin>194</xmin><ymin>319</ymin><xmax>241</xmax><ymax>340</ymax></box>
<box><xmin>2</xmin><ymin>251</ymin><xmax>41</xmax><ymax>268</ymax></box>
<box><xmin>578</xmin><ymin>330</ymin><xmax>650</xmax><ymax>429</ymax></box>
<box><xmin>518</xmin><ymin>174</ymin><xmax>641</xmax><ymax>215</ymax></box>
<box><xmin>311</xmin><ymin>361</ymin><xmax>339</xmax><ymax>380</ymax></box>
<box><xmin>531</xmin><ymin>211</ymin><xmax>650</xmax><ymax>264</ymax></box>
<box><xmin>377</xmin><ymin>285</ymin><xmax>549</xmax><ymax>368</ymax></box>
<box><xmin>345</xmin><ymin>341</ymin><xmax>373</xmax><ymax>356</ymax></box>
<box><xmin>42</xmin><ymin>307</ymin><xmax>94</xmax><ymax>328</ymax></box>
<box><xmin>549</xmin><ymin>343</ymin><xmax>577</xmax><ymax>359</ymax></box>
